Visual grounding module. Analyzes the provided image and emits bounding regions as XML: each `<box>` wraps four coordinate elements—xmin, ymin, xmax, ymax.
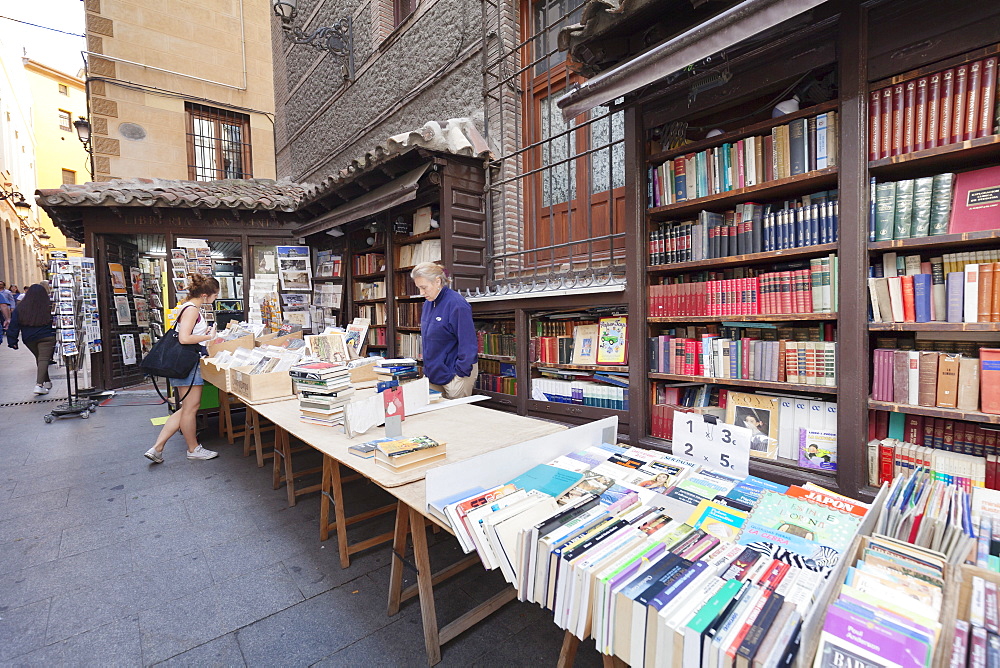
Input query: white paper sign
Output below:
<box><xmin>672</xmin><ymin>412</ymin><xmax>751</xmax><ymax>479</ymax></box>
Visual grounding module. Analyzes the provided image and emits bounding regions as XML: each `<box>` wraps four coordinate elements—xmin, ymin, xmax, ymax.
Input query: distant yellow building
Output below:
<box><xmin>24</xmin><ymin>59</ymin><xmax>88</xmax><ymax>251</ymax></box>
<box><xmin>84</xmin><ymin>0</ymin><xmax>276</xmax><ymax>181</ymax></box>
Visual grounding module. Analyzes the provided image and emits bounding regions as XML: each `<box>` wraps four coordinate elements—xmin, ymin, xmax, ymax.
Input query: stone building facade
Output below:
<box><xmin>272</xmin><ymin>0</ymin><xmax>484</xmax><ymax>184</ymax></box>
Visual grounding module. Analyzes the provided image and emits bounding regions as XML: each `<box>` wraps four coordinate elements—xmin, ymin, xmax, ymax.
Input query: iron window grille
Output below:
<box><xmin>185</xmin><ymin>103</ymin><xmax>253</xmax><ymax>181</ymax></box>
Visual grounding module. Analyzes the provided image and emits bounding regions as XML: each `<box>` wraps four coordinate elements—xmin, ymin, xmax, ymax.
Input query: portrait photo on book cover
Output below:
<box><xmin>734</xmin><ymin>406</ymin><xmax>774</xmax><ymax>454</ymax></box>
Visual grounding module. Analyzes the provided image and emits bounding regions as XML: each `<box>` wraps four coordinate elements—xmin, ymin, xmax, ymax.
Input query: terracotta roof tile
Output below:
<box><xmin>36</xmin><ymin>178</ymin><xmax>308</xmax><ymax>211</ymax></box>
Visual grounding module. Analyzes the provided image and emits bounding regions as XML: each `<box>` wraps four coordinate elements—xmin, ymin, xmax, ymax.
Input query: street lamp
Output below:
<box><xmin>74</xmin><ymin>116</ymin><xmax>94</xmax><ymax>178</ymax></box>
<box><xmin>271</xmin><ymin>0</ymin><xmax>355</xmax><ymax>81</ymax></box>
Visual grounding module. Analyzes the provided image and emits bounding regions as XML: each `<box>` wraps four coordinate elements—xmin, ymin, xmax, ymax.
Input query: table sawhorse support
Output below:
<box><xmin>242</xmin><ymin>406</ymin><xmax>276</xmax><ymax>468</ymax></box>
<box><xmin>557</xmin><ymin>632</ymin><xmax>626</xmax><ymax>668</ymax></box>
<box><xmin>318</xmin><ymin>457</ymin><xmax>397</xmax><ymax>568</ymax></box>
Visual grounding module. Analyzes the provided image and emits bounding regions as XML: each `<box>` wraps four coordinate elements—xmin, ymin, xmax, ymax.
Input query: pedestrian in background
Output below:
<box><xmin>145</xmin><ymin>273</ymin><xmax>220</xmax><ymax>463</ymax></box>
<box><xmin>5</xmin><ymin>284</ymin><xmax>56</xmax><ymax>395</ymax></box>
<box><xmin>0</xmin><ymin>281</ymin><xmax>15</xmax><ymax>337</ymax></box>
<box><xmin>411</xmin><ymin>262</ymin><xmax>478</xmax><ymax>399</ymax></box>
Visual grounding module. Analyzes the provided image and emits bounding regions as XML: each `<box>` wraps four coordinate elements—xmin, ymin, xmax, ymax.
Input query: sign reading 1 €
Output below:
<box><xmin>672</xmin><ymin>412</ymin><xmax>751</xmax><ymax>479</ymax></box>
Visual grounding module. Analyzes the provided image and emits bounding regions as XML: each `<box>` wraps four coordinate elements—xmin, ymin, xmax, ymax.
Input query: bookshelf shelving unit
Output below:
<box><xmin>473</xmin><ymin>311</ymin><xmax>517</xmax><ymax>412</ymax></box>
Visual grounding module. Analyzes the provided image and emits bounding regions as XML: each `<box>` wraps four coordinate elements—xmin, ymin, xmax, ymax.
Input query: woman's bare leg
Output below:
<box><xmin>151</xmin><ymin>385</ymin><xmax>203</xmax><ymax>452</ymax></box>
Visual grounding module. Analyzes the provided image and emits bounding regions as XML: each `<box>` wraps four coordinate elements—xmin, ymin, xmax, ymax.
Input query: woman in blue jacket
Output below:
<box><xmin>411</xmin><ymin>262</ymin><xmax>478</xmax><ymax>399</ymax></box>
<box><xmin>6</xmin><ymin>284</ymin><xmax>57</xmax><ymax>395</ymax></box>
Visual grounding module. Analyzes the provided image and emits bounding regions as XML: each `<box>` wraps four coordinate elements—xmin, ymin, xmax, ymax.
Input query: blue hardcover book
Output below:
<box><xmin>674</xmin><ymin>161</ymin><xmax>687</xmax><ymax>202</ymax></box>
<box><xmin>832</xmin><ymin>200</ymin><xmax>839</xmax><ymax>242</ymax></box>
<box><xmin>869</xmin><ymin>176</ymin><xmax>877</xmax><ymax>242</ymax></box>
<box><xmin>912</xmin><ymin>274</ymin><xmax>932</xmax><ymax>323</ymax></box>
<box><xmin>946</xmin><ymin>272</ymin><xmax>965</xmax><ymax>322</ymax></box>
<box><xmin>729</xmin><ymin>341</ymin><xmax>739</xmax><ymax>378</ymax></box>
<box><xmin>809</xmin><ymin>204</ymin><xmax>820</xmax><ymax>246</ymax></box>
<box><xmin>507</xmin><ymin>464</ymin><xmax>583</xmax><ymax>498</ymax></box>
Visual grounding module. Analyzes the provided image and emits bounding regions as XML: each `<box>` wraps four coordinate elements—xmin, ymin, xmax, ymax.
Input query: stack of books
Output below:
<box><xmin>429</xmin><ymin>442</ymin><xmax>871</xmax><ymax>667</ymax></box>
<box><xmin>374</xmin><ymin>436</ymin><xmax>446</xmax><ymax>472</ymax></box>
<box><xmin>289</xmin><ymin>361</ymin><xmax>354</xmax><ymax>426</ymax></box>
<box><xmin>373</xmin><ymin>358</ymin><xmax>420</xmax><ymax>381</ymax></box>
<box><xmin>871</xmin><ymin>347</ymin><xmax>997</xmax><ymax>413</ymax></box>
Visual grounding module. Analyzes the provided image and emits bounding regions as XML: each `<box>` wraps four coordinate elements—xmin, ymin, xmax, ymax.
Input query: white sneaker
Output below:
<box><xmin>186</xmin><ymin>445</ymin><xmax>218</xmax><ymax>460</ymax></box>
<box><xmin>42</xmin><ymin>381</ymin><xmax>52</xmax><ymax>389</ymax></box>
<box><xmin>33</xmin><ymin>385</ymin><xmax>49</xmax><ymax>395</ymax></box>
<box><xmin>144</xmin><ymin>447</ymin><xmax>164</xmax><ymax>464</ymax></box>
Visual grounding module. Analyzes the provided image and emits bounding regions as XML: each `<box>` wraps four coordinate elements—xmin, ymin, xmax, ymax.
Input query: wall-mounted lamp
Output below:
<box><xmin>326</xmin><ymin>227</ymin><xmax>345</xmax><ymax>237</ymax></box>
<box><xmin>74</xmin><ymin>116</ymin><xmax>95</xmax><ymax>178</ymax></box>
<box><xmin>272</xmin><ymin>0</ymin><xmax>355</xmax><ymax>81</ymax></box>
<box><xmin>20</xmin><ymin>222</ymin><xmax>46</xmax><ymax>237</ymax></box>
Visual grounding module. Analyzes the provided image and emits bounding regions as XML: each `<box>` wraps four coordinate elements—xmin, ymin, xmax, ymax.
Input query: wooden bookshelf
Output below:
<box><xmin>396</xmin><ymin>325</ymin><xmax>421</xmax><ymax>332</ymax></box>
<box><xmin>352</xmin><ymin>271</ymin><xmax>386</xmax><ymax>280</ymax></box>
<box><xmin>353</xmin><ymin>298</ymin><xmax>386</xmax><ymax>305</ymax></box>
<box><xmin>395</xmin><ymin>229</ymin><xmax>441</xmax><ymax>244</ymax></box>
<box><xmin>478</xmin><ymin>353</ymin><xmax>516</xmax><ymax>362</ymax></box>
<box><xmin>647</xmin><ymin>168</ymin><xmax>838</xmax><ymax>221</ymax></box>
<box><xmin>868</xmin><ymin>134</ymin><xmax>1000</xmax><ymax>179</ymax></box>
<box><xmin>648</xmin><ymin>243</ymin><xmax>837</xmax><ymax>273</ymax></box>
<box><xmin>868</xmin><ymin>229</ymin><xmax>1000</xmax><ymax>251</ymax></box>
<box><xmin>649</xmin><ymin>373</ymin><xmax>838</xmax><ymax>395</ymax></box>
<box><xmin>648</xmin><ymin>313</ymin><xmax>837</xmax><ymax>323</ymax></box>
<box><xmin>647</xmin><ymin>100</ymin><xmax>840</xmax><ymax>165</ymax></box>
<box><xmin>532</xmin><ymin>362</ymin><xmax>628</xmax><ymax>372</ymax></box>
<box><xmin>868</xmin><ymin>322</ymin><xmax>1000</xmax><ymax>332</ymax></box>
<box><xmin>312</xmin><ymin>276</ymin><xmax>343</xmax><ymax>282</ymax></box>
<box><xmin>868</xmin><ymin>400</ymin><xmax>1000</xmax><ymax>425</ymax></box>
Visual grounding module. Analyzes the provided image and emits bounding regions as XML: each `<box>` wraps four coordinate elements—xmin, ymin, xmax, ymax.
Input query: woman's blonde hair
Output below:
<box><xmin>185</xmin><ymin>273</ymin><xmax>221</xmax><ymax>299</ymax></box>
<box><xmin>410</xmin><ymin>262</ymin><xmax>450</xmax><ymax>285</ymax></box>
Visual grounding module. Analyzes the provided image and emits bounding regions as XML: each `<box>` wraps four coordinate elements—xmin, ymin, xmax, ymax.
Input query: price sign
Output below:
<box><xmin>671</xmin><ymin>412</ymin><xmax>751</xmax><ymax>479</ymax></box>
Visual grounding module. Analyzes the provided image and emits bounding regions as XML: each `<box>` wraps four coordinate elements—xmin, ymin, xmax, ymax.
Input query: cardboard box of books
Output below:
<box><xmin>228</xmin><ymin>365</ymin><xmax>294</xmax><ymax>403</ymax></box>
<box><xmin>200</xmin><ymin>357</ymin><xmax>232</xmax><ymax>392</ymax></box>
<box><xmin>206</xmin><ymin>333</ymin><xmax>255</xmax><ymax>357</ymax></box>
<box><xmin>255</xmin><ymin>330</ymin><xmax>303</xmax><ymax>347</ymax></box>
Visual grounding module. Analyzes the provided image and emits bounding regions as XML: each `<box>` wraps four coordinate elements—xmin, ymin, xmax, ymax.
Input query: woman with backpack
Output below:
<box><xmin>5</xmin><ymin>284</ymin><xmax>57</xmax><ymax>395</ymax></box>
<box><xmin>144</xmin><ymin>273</ymin><xmax>220</xmax><ymax>463</ymax></box>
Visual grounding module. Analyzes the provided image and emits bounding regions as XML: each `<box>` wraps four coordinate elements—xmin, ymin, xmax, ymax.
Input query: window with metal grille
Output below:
<box><xmin>185</xmin><ymin>103</ymin><xmax>253</xmax><ymax>181</ymax></box>
<box><xmin>58</xmin><ymin>109</ymin><xmax>72</xmax><ymax>132</ymax></box>
<box><xmin>61</xmin><ymin>169</ymin><xmax>76</xmax><ymax>185</ymax></box>
<box><xmin>481</xmin><ymin>0</ymin><xmax>625</xmax><ymax>287</ymax></box>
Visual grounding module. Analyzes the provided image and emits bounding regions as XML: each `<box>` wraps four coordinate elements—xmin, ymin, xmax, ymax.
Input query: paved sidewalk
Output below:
<box><xmin>0</xmin><ymin>346</ymin><xmax>603</xmax><ymax>666</ymax></box>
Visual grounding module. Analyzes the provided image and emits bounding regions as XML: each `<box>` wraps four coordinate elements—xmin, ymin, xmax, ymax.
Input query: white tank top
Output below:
<box><xmin>174</xmin><ymin>303</ymin><xmax>209</xmax><ymax>335</ymax></box>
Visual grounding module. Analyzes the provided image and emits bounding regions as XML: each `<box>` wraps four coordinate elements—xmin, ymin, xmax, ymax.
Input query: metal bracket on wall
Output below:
<box><xmin>281</xmin><ymin>16</ymin><xmax>356</xmax><ymax>82</ymax></box>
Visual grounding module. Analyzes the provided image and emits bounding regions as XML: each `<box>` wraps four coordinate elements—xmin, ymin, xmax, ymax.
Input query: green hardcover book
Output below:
<box><xmin>874</xmin><ymin>182</ymin><xmax>897</xmax><ymax>241</ymax></box>
<box><xmin>893</xmin><ymin>179</ymin><xmax>915</xmax><ymax>239</ymax></box>
<box><xmin>910</xmin><ymin>176</ymin><xmax>935</xmax><ymax>238</ymax></box>
<box><xmin>929</xmin><ymin>172</ymin><xmax>956</xmax><ymax>235</ymax></box>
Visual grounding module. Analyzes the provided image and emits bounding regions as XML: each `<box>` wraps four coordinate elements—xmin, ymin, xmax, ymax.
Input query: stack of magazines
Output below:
<box><xmin>289</xmin><ymin>361</ymin><xmax>353</xmax><ymax>426</ymax></box>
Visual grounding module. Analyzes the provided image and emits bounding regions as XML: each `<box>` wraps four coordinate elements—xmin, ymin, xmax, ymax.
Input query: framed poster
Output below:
<box><xmin>595</xmin><ymin>316</ymin><xmax>628</xmax><ymax>365</ymax></box>
<box><xmin>130</xmin><ymin>267</ymin><xmax>144</xmax><ymax>295</ymax></box>
<box><xmin>108</xmin><ymin>263</ymin><xmax>127</xmax><ymax>294</ymax></box>
<box><xmin>113</xmin><ymin>295</ymin><xmax>131</xmax><ymax>325</ymax></box>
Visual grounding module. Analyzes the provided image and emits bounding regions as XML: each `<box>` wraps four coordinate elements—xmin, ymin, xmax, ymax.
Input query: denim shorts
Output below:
<box><xmin>169</xmin><ymin>361</ymin><xmax>204</xmax><ymax>387</ymax></box>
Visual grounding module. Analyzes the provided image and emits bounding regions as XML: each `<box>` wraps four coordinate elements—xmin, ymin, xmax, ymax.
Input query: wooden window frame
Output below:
<box><xmin>393</xmin><ymin>0</ymin><xmax>416</xmax><ymax>28</ymax></box>
<box><xmin>58</xmin><ymin>109</ymin><xmax>72</xmax><ymax>132</ymax></box>
<box><xmin>61</xmin><ymin>169</ymin><xmax>76</xmax><ymax>185</ymax></box>
<box><xmin>184</xmin><ymin>103</ymin><xmax>253</xmax><ymax>181</ymax></box>
<box><xmin>58</xmin><ymin>83</ymin><xmax>69</xmax><ymax>96</ymax></box>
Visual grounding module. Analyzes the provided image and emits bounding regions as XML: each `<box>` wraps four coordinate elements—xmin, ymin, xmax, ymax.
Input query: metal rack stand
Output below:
<box><xmin>44</xmin><ymin>268</ymin><xmax>100</xmax><ymax>422</ymax></box>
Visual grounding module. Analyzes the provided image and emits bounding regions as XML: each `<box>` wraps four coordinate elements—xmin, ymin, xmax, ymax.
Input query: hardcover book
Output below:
<box><xmin>725</xmin><ymin>392</ymin><xmax>779</xmax><ymax>459</ymax></box>
<box><xmin>596</xmin><ymin>316</ymin><xmax>628</xmax><ymax>365</ymax></box>
<box><xmin>950</xmin><ymin>165</ymin><xmax>1000</xmax><ymax>234</ymax></box>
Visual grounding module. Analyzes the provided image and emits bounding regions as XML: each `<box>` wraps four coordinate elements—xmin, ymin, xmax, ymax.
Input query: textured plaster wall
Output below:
<box><xmin>274</xmin><ymin>0</ymin><xmax>484</xmax><ymax>182</ymax></box>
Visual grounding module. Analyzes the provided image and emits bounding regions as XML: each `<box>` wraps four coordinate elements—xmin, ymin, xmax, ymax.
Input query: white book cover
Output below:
<box><xmin>791</xmin><ymin>398</ymin><xmax>810</xmax><ymax>461</ymax></box>
<box><xmin>965</xmin><ymin>264</ymin><xmax>981</xmax><ymax>323</ymax></box>
<box><xmin>883</xmin><ymin>252</ymin><xmax>899</xmax><ymax>278</ymax></box>
<box><xmin>907</xmin><ymin>351</ymin><xmax>920</xmax><ymax>405</ymax></box>
<box><xmin>777</xmin><ymin>396</ymin><xmax>796</xmax><ymax>460</ymax></box>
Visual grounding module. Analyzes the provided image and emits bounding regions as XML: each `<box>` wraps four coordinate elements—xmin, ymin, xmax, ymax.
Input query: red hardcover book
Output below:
<box><xmin>881</xmin><ymin>87</ymin><xmax>893</xmax><ymax>159</ymax></box>
<box><xmin>905</xmin><ymin>414</ymin><xmax>924</xmax><ymax>445</ymax></box>
<box><xmin>933</xmin><ymin>418</ymin><xmax>947</xmax><ymax>451</ymax></box>
<box><xmin>879</xmin><ymin>439</ymin><xmax>895</xmax><ymax>484</ymax></box>
<box><xmin>952</xmin><ymin>64</ymin><xmax>969</xmax><ymax>145</ymax></box>
<box><xmin>955</xmin><ymin>421</ymin><xmax>968</xmax><ymax>455</ymax></box>
<box><xmin>868</xmin><ymin>409</ymin><xmax>877</xmax><ymax>441</ymax></box>
<box><xmin>783</xmin><ymin>271</ymin><xmax>795</xmax><ymax>314</ymax></box>
<box><xmin>986</xmin><ymin>428</ymin><xmax>999</xmax><ymax>457</ymax></box>
<box><xmin>974</xmin><ymin>425</ymin><xmax>987</xmax><ymax>458</ymax></box>
<box><xmin>982</xmin><ymin>348</ymin><xmax>1000</xmax><ymax>415</ymax></box>
<box><xmin>684</xmin><ymin>339</ymin><xmax>698</xmax><ymax>375</ymax></box>
<box><xmin>980</xmin><ymin>57</ymin><xmax>997</xmax><ymax>138</ymax></box>
<box><xmin>869</xmin><ymin>89</ymin><xmax>881</xmax><ymax>161</ymax></box>
<box><xmin>903</xmin><ymin>79</ymin><xmax>917</xmax><ymax>154</ymax></box>
<box><xmin>741</xmin><ymin>338</ymin><xmax>751</xmax><ymax>379</ymax></box>
<box><xmin>900</xmin><ymin>274</ymin><xmax>916</xmax><ymax>321</ymax></box>
<box><xmin>949</xmin><ymin>165</ymin><xmax>1000</xmax><ymax>233</ymax></box>
<box><xmin>989</xmin><ymin>455</ymin><xmax>998</xmax><ymax>490</ymax></box>
<box><xmin>874</xmin><ymin>408</ymin><xmax>889</xmax><ymax>440</ymax></box>
<box><xmin>940</xmin><ymin>69</ymin><xmax>955</xmax><ymax>146</ymax></box>
<box><xmin>915</xmin><ymin>77</ymin><xmax>928</xmax><ymax>152</ymax></box>
<box><xmin>763</xmin><ymin>135</ymin><xmax>774</xmax><ymax>182</ymax></box>
<box><xmin>967</xmin><ymin>60</ymin><xmax>983</xmax><ymax>143</ymax></box>
<box><xmin>776</xmin><ymin>341</ymin><xmax>786</xmax><ymax>382</ymax></box>
<box><xmin>927</xmin><ymin>72</ymin><xmax>941</xmax><ymax>149</ymax></box>
<box><xmin>892</xmin><ymin>84</ymin><xmax>905</xmax><ymax>156</ymax></box>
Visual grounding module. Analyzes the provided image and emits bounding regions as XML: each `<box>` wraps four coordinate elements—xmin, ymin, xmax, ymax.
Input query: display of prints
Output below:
<box><xmin>284</xmin><ymin>310</ymin><xmax>311</xmax><ymax>329</ymax></box>
<box><xmin>60</xmin><ymin>328</ymin><xmax>77</xmax><ymax>343</ymax></box>
<box><xmin>171</xmin><ymin>268</ymin><xmax>186</xmax><ymax>279</ymax></box>
<box><xmin>113</xmin><ymin>295</ymin><xmax>132</xmax><ymax>325</ymax></box>
<box><xmin>595</xmin><ymin>316</ymin><xmax>628</xmax><ymax>365</ymax></box>
<box><xmin>119</xmin><ymin>334</ymin><xmax>137</xmax><ymax>365</ymax></box>
<box><xmin>171</xmin><ymin>249</ymin><xmax>187</xmax><ymax>260</ymax></box>
<box><xmin>345</xmin><ymin>318</ymin><xmax>369</xmax><ymax>355</ymax></box>
<box><xmin>58</xmin><ymin>301</ymin><xmax>74</xmax><ymax>314</ymax></box>
<box><xmin>139</xmin><ymin>333</ymin><xmax>153</xmax><ymax>355</ymax></box>
<box><xmin>62</xmin><ymin>340</ymin><xmax>79</xmax><ymax>356</ymax></box>
<box><xmin>215</xmin><ymin>300</ymin><xmax>243</xmax><ymax>313</ymax></box>
<box><xmin>253</xmin><ymin>246</ymin><xmax>278</xmax><ymax>275</ymax></box>
<box><xmin>172</xmin><ymin>278</ymin><xmax>187</xmax><ymax>293</ymax></box>
<box><xmin>134</xmin><ymin>297</ymin><xmax>150</xmax><ymax>327</ymax></box>
<box><xmin>130</xmin><ymin>267</ymin><xmax>144</xmax><ymax>294</ymax></box>
<box><xmin>305</xmin><ymin>332</ymin><xmax>350</xmax><ymax>363</ymax></box>
<box><xmin>277</xmin><ymin>246</ymin><xmax>312</xmax><ymax>290</ymax></box>
<box><xmin>108</xmin><ymin>263</ymin><xmax>127</xmax><ymax>294</ymax></box>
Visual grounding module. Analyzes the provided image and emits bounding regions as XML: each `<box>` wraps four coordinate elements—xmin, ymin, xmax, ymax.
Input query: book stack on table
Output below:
<box><xmin>373</xmin><ymin>436</ymin><xmax>445</xmax><ymax>472</ymax></box>
<box><xmin>289</xmin><ymin>361</ymin><xmax>354</xmax><ymax>426</ymax></box>
<box><xmin>428</xmin><ymin>441</ymin><xmax>873</xmax><ymax>667</ymax></box>
<box><xmin>373</xmin><ymin>358</ymin><xmax>420</xmax><ymax>382</ymax></box>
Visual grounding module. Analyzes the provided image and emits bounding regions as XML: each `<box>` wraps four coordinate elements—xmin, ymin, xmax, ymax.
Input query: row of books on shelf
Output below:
<box><xmin>647</xmin><ymin>110</ymin><xmax>838</xmax><ymax>208</ymax></box>
<box><xmin>531</xmin><ymin>317</ymin><xmax>628</xmax><ymax>367</ymax></box>
<box><xmin>871</xmin><ymin>409</ymin><xmax>999</xmax><ymax>460</ymax></box>
<box><xmin>476</xmin><ymin>372</ymin><xmax>517</xmax><ymax>395</ymax></box>
<box><xmin>315</xmin><ymin>250</ymin><xmax>343</xmax><ymax>278</ymax></box>
<box><xmin>397</xmin><ymin>332</ymin><xmax>422</xmax><ymax>360</ymax></box>
<box><xmin>397</xmin><ymin>239</ymin><xmax>441</xmax><ymax>268</ymax></box>
<box><xmin>355</xmin><ymin>302</ymin><xmax>386</xmax><ymax>326</ymax></box>
<box><xmin>871</xmin><ymin>173</ymin><xmax>954</xmax><ymax>240</ymax></box>
<box><xmin>478</xmin><ymin>358</ymin><xmax>514</xmax><ymax>378</ymax></box>
<box><xmin>648</xmin><ymin>193</ymin><xmax>838</xmax><ymax>265</ymax></box>
<box><xmin>366</xmin><ymin>328</ymin><xmax>388</xmax><ymax>347</ymax></box>
<box><xmin>874</xmin><ymin>335</ymin><xmax>981</xmax><ymax>357</ymax></box>
<box><xmin>651</xmin><ymin>389</ymin><xmax>838</xmax><ymax>467</ymax></box>
<box><xmin>354</xmin><ymin>281</ymin><xmax>386</xmax><ymax>301</ymax></box>
<box><xmin>869</xmin><ymin>261</ymin><xmax>1000</xmax><ymax>324</ymax></box>
<box><xmin>353</xmin><ymin>252</ymin><xmax>385</xmax><ymax>275</ymax></box>
<box><xmin>534</xmin><ymin>318</ymin><xmax>596</xmax><ymax>337</ymax></box>
<box><xmin>395</xmin><ymin>302</ymin><xmax>421</xmax><ymax>328</ymax></box>
<box><xmin>650</xmin><ymin>257</ymin><xmax>838</xmax><ymax>317</ymax></box>
<box><xmin>871</xmin><ymin>347</ymin><xmax>998</xmax><ymax>414</ymax></box>
<box><xmin>531</xmin><ymin>378</ymin><xmax>629</xmax><ymax>411</ymax></box>
<box><xmin>868</xmin><ymin>55</ymin><xmax>997</xmax><ymax>160</ymax></box>
<box><xmin>476</xmin><ymin>331</ymin><xmax>515</xmax><ymax>358</ymax></box>
<box><xmin>428</xmin><ymin>439</ymin><xmax>868</xmax><ymax>667</ymax></box>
